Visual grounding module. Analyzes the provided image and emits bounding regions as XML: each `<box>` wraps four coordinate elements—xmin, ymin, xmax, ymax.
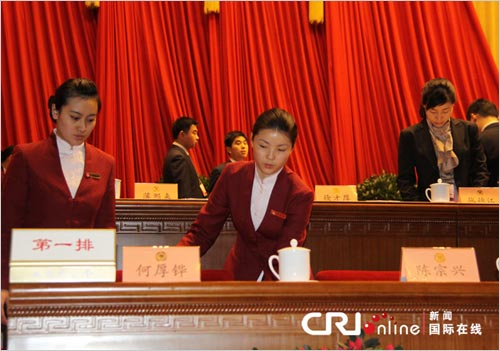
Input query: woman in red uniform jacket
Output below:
<box><xmin>1</xmin><ymin>78</ymin><xmax>115</xmax><ymax>324</ymax></box>
<box><xmin>178</xmin><ymin>108</ymin><xmax>314</xmax><ymax>281</ymax></box>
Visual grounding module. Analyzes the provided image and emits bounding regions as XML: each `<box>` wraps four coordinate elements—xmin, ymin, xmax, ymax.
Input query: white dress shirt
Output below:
<box><xmin>250</xmin><ymin>165</ymin><xmax>281</xmax><ymax>230</ymax></box>
<box><xmin>481</xmin><ymin>120</ymin><xmax>499</xmax><ymax>132</ymax></box>
<box><xmin>55</xmin><ymin>129</ymin><xmax>85</xmax><ymax>198</ymax></box>
<box><xmin>173</xmin><ymin>141</ymin><xmax>189</xmax><ymax>155</ymax></box>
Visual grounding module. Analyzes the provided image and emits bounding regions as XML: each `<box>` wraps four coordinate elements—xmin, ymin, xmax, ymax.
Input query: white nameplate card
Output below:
<box><xmin>10</xmin><ymin>228</ymin><xmax>116</xmax><ymax>283</ymax></box>
<box><xmin>122</xmin><ymin>246</ymin><xmax>200</xmax><ymax>282</ymax></box>
<box><xmin>315</xmin><ymin>185</ymin><xmax>358</xmax><ymax>201</ymax></box>
<box><xmin>134</xmin><ymin>183</ymin><xmax>178</xmax><ymax>200</ymax></box>
<box><xmin>458</xmin><ymin>187</ymin><xmax>498</xmax><ymax>204</ymax></box>
<box><xmin>400</xmin><ymin>247</ymin><xmax>480</xmax><ymax>282</ymax></box>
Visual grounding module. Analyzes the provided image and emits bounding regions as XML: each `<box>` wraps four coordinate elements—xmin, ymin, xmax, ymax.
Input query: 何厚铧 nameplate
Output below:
<box><xmin>9</xmin><ymin>228</ymin><xmax>116</xmax><ymax>283</ymax></box>
<box><xmin>122</xmin><ymin>246</ymin><xmax>200</xmax><ymax>282</ymax></box>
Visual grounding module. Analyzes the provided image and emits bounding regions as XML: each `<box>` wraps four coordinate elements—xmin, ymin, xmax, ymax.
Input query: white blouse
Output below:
<box><xmin>55</xmin><ymin>130</ymin><xmax>85</xmax><ymax>198</ymax></box>
<box><xmin>250</xmin><ymin>165</ymin><xmax>281</xmax><ymax>230</ymax></box>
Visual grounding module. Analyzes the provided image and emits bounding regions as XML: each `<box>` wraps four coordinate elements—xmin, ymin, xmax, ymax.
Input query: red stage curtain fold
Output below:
<box><xmin>94</xmin><ymin>2</ymin><xmax>214</xmax><ymax>194</ymax></box>
<box><xmin>326</xmin><ymin>1</ymin><xmax>498</xmax><ymax>184</ymax></box>
<box><xmin>1</xmin><ymin>1</ymin><xmax>97</xmax><ymax>146</ymax></box>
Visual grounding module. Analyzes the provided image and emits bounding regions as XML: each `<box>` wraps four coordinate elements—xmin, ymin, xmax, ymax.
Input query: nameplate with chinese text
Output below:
<box><xmin>122</xmin><ymin>246</ymin><xmax>200</xmax><ymax>282</ymax></box>
<box><xmin>314</xmin><ymin>185</ymin><xmax>358</xmax><ymax>201</ymax></box>
<box><xmin>457</xmin><ymin>187</ymin><xmax>498</xmax><ymax>204</ymax></box>
<box><xmin>134</xmin><ymin>183</ymin><xmax>178</xmax><ymax>200</ymax></box>
<box><xmin>9</xmin><ymin>228</ymin><xmax>116</xmax><ymax>283</ymax></box>
<box><xmin>400</xmin><ymin>247</ymin><xmax>480</xmax><ymax>282</ymax></box>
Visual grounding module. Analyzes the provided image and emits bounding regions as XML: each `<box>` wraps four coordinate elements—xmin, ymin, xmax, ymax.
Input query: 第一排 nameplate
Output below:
<box><xmin>9</xmin><ymin>228</ymin><xmax>116</xmax><ymax>283</ymax></box>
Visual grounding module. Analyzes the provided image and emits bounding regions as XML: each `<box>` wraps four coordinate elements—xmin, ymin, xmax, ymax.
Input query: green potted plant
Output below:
<box><xmin>199</xmin><ymin>175</ymin><xmax>209</xmax><ymax>193</ymax></box>
<box><xmin>357</xmin><ymin>170</ymin><xmax>402</xmax><ymax>201</ymax></box>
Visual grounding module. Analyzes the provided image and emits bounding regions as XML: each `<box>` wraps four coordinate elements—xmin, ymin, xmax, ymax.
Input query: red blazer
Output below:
<box><xmin>178</xmin><ymin>161</ymin><xmax>314</xmax><ymax>281</ymax></box>
<box><xmin>1</xmin><ymin>133</ymin><xmax>116</xmax><ymax>287</ymax></box>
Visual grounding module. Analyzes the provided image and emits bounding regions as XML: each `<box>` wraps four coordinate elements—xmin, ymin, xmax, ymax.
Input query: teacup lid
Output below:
<box><xmin>433</xmin><ymin>178</ymin><xmax>449</xmax><ymax>187</ymax></box>
<box><xmin>278</xmin><ymin>239</ymin><xmax>310</xmax><ymax>252</ymax></box>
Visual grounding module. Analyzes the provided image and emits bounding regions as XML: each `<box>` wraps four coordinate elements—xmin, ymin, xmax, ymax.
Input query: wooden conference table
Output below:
<box><xmin>115</xmin><ymin>200</ymin><xmax>499</xmax><ymax>281</ymax></box>
<box><xmin>7</xmin><ymin>201</ymin><xmax>499</xmax><ymax>349</ymax></box>
<box><xmin>7</xmin><ymin>281</ymin><xmax>499</xmax><ymax>350</ymax></box>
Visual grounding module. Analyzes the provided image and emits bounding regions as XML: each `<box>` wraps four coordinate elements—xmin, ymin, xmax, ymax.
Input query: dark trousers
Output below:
<box><xmin>1</xmin><ymin>323</ymin><xmax>6</xmax><ymax>350</ymax></box>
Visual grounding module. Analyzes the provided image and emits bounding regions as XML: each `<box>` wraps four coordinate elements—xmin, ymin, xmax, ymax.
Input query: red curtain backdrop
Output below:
<box><xmin>1</xmin><ymin>1</ymin><xmax>97</xmax><ymax>146</ymax></box>
<box><xmin>326</xmin><ymin>1</ymin><xmax>499</xmax><ymax>183</ymax></box>
<box><xmin>93</xmin><ymin>2</ymin><xmax>215</xmax><ymax>189</ymax></box>
<box><xmin>2</xmin><ymin>1</ymin><xmax>498</xmax><ymax>197</ymax></box>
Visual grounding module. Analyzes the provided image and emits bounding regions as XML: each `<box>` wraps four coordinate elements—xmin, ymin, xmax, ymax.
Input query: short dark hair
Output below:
<box><xmin>419</xmin><ymin>78</ymin><xmax>456</xmax><ymax>119</ymax></box>
<box><xmin>251</xmin><ymin>108</ymin><xmax>298</xmax><ymax>147</ymax></box>
<box><xmin>1</xmin><ymin>145</ymin><xmax>15</xmax><ymax>163</ymax></box>
<box><xmin>172</xmin><ymin>116</ymin><xmax>198</xmax><ymax>139</ymax></box>
<box><xmin>48</xmin><ymin>78</ymin><xmax>101</xmax><ymax>122</ymax></box>
<box><xmin>466</xmin><ymin>98</ymin><xmax>499</xmax><ymax>120</ymax></box>
<box><xmin>224</xmin><ymin>131</ymin><xmax>247</xmax><ymax>148</ymax></box>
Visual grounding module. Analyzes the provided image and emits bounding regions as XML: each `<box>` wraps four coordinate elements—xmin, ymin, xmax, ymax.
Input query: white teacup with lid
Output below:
<box><xmin>268</xmin><ymin>239</ymin><xmax>310</xmax><ymax>281</ymax></box>
<box><xmin>425</xmin><ymin>178</ymin><xmax>450</xmax><ymax>202</ymax></box>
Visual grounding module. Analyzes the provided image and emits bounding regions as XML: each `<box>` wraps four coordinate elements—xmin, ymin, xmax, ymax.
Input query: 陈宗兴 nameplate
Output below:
<box><xmin>9</xmin><ymin>228</ymin><xmax>116</xmax><ymax>283</ymax></box>
<box><xmin>400</xmin><ymin>247</ymin><xmax>480</xmax><ymax>282</ymax></box>
<box><xmin>122</xmin><ymin>246</ymin><xmax>200</xmax><ymax>282</ymax></box>
<box><xmin>134</xmin><ymin>183</ymin><xmax>178</xmax><ymax>200</ymax></box>
<box><xmin>314</xmin><ymin>185</ymin><xmax>358</xmax><ymax>201</ymax></box>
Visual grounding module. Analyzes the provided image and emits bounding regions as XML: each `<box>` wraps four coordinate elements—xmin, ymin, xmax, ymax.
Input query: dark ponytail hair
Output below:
<box><xmin>252</xmin><ymin>108</ymin><xmax>298</xmax><ymax>147</ymax></box>
<box><xmin>48</xmin><ymin>78</ymin><xmax>101</xmax><ymax>122</ymax></box>
<box><xmin>419</xmin><ymin>78</ymin><xmax>456</xmax><ymax>119</ymax></box>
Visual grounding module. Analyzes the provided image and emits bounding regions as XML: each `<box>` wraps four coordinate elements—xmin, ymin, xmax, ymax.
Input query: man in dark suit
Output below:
<box><xmin>207</xmin><ymin>130</ymin><xmax>248</xmax><ymax>193</ymax></box>
<box><xmin>466</xmin><ymin>98</ymin><xmax>499</xmax><ymax>187</ymax></box>
<box><xmin>162</xmin><ymin>117</ymin><xmax>206</xmax><ymax>198</ymax></box>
